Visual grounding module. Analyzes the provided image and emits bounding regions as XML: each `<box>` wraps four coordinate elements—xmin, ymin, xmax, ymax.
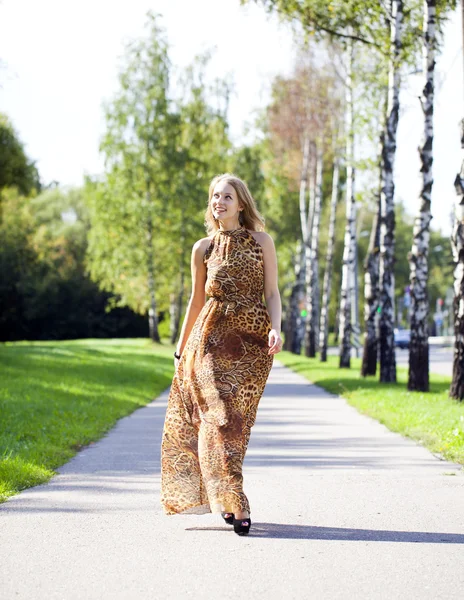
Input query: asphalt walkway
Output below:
<box><xmin>1</xmin><ymin>361</ymin><xmax>463</xmax><ymax>599</ymax></box>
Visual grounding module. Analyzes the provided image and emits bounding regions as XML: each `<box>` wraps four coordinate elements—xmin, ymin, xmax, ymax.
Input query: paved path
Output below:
<box><xmin>1</xmin><ymin>362</ymin><xmax>463</xmax><ymax>599</ymax></box>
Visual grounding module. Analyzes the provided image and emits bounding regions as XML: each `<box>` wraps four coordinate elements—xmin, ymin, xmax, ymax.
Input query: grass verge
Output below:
<box><xmin>278</xmin><ymin>351</ymin><xmax>464</xmax><ymax>467</ymax></box>
<box><xmin>0</xmin><ymin>338</ymin><xmax>175</xmax><ymax>502</ymax></box>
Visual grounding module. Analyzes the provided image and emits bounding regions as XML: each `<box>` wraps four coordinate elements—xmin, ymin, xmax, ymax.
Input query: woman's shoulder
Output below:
<box><xmin>191</xmin><ymin>237</ymin><xmax>212</xmax><ymax>267</ymax></box>
<box><xmin>192</xmin><ymin>236</ymin><xmax>212</xmax><ymax>251</ymax></box>
<box><xmin>248</xmin><ymin>230</ymin><xmax>274</xmax><ymax>248</ymax></box>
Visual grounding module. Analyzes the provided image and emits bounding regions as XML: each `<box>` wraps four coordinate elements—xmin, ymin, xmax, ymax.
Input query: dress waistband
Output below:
<box><xmin>209</xmin><ymin>296</ymin><xmax>262</xmax><ymax>313</ymax></box>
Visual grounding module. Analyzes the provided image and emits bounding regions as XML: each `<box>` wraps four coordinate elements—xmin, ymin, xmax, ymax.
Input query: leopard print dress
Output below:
<box><xmin>160</xmin><ymin>227</ymin><xmax>274</xmax><ymax>515</ymax></box>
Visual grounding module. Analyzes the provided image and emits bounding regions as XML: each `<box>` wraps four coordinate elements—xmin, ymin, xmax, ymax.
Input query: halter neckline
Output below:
<box><xmin>217</xmin><ymin>226</ymin><xmax>245</xmax><ymax>236</ymax></box>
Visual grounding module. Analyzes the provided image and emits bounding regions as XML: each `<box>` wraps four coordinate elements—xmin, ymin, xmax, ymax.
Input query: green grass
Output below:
<box><xmin>3</xmin><ymin>339</ymin><xmax>462</xmax><ymax>502</ymax></box>
<box><xmin>278</xmin><ymin>351</ymin><xmax>464</xmax><ymax>468</ymax></box>
<box><xmin>0</xmin><ymin>338</ymin><xmax>175</xmax><ymax>502</ymax></box>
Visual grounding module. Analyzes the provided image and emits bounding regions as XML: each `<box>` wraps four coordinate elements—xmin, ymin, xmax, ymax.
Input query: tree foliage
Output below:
<box><xmin>85</xmin><ymin>12</ymin><xmax>232</xmax><ymax>330</ymax></box>
<box><xmin>0</xmin><ymin>114</ymin><xmax>40</xmax><ymax>196</ymax></box>
<box><xmin>0</xmin><ymin>186</ymin><xmax>147</xmax><ymax>341</ymax></box>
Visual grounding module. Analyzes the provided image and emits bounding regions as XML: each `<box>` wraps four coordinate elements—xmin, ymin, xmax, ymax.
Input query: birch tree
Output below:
<box><xmin>294</xmin><ymin>136</ymin><xmax>312</xmax><ymax>353</ymax></box>
<box><xmin>168</xmin><ymin>57</ymin><xmax>231</xmax><ymax>342</ymax></box>
<box><xmin>88</xmin><ymin>13</ymin><xmax>174</xmax><ymax>342</ymax></box>
<box><xmin>407</xmin><ymin>0</ymin><xmax>437</xmax><ymax>391</ymax></box>
<box><xmin>245</xmin><ymin>1</ymin><xmax>423</xmax><ymax>376</ymax></box>
<box><xmin>451</xmin><ymin>124</ymin><xmax>464</xmax><ymax>399</ymax></box>
<box><xmin>86</xmin><ymin>12</ymin><xmax>231</xmax><ymax>342</ymax></box>
<box><xmin>283</xmin><ymin>243</ymin><xmax>306</xmax><ymax>352</ymax></box>
<box><xmin>304</xmin><ymin>143</ymin><xmax>323</xmax><ymax>356</ymax></box>
<box><xmin>265</xmin><ymin>48</ymin><xmax>341</xmax><ymax>354</ymax></box>
<box><xmin>339</xmin><ymin>37</ymin><xmax>356</xmax><ymax>368</ymax></box>
<box><xmin>378</xmin><ymin>0</ymin><xmax>404</xmax><ymax>382</ymax></box>
<box><xmin>282</xmin><ymin>135</ymin><xmax>311</xmax><ymax>354</ymax></box>
<box><xmin>319</xmin><ymin>150</ymin><xmax>340</xmax><ymax>361</ymax></box>
<box><xmin>361</xmin><ymin>191</ymin><xmax>381</xmax><ymax>376</ymax></box>
<box><xmin>246</xmin><ymin>1</ymin><xmax>398</xmax><ymax>367</ymax></box>
<box><xmin>450</xmin><ymin>0</ymin><xmax>464</xmax><ymax>400</ymax></box>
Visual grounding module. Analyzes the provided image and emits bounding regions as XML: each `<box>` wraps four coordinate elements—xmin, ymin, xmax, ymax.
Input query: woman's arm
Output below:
<box><xmin>253</xmin><ymin>232</ymin><xmax>283</xmax><ymax>355</ymax></box>
<box><xmin>174</xmin><ymin>238</ymin><xmax>210</xmax><ymax>361</ymax></box>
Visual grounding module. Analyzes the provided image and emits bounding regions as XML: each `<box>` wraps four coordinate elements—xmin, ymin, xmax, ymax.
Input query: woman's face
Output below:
<box><xmin>211</xmin><ymin>181</ymin><xmax>242</xmax><ymax>222</ymax></box>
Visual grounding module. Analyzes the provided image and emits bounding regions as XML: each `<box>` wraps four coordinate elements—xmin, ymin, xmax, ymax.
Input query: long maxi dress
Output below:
<box><xmin>161</xmin><ymin>227</ymin><xmax>274</xmax><ymax>515</ymax></box>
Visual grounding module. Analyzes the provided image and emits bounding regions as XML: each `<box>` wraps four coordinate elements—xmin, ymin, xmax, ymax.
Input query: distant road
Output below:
<box><xmin>328</xmin><ymin>346</ymin><xmax>452</xmax><ymax>377</ymax></box>
<box><xmin>395</xmin><ymin>347</ymin><xmax>452</xmax><ymax>378</ymax></box>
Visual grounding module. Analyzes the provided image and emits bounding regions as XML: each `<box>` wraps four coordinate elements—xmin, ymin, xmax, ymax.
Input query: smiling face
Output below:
<box><xmin>211</xmin><ymin>181</ymin><xmax>242</xmax><ymax>225</ymax></box>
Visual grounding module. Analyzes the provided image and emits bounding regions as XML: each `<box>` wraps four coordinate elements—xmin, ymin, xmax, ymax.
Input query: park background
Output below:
<box><xmin>1</xmin><ymin>0</ymin><xmax>464</xmax><ymax>502</ymax></box>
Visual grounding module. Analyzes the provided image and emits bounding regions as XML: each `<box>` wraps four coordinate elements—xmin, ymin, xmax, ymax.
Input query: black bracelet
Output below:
<box><xmin>174</xmin><ymin>352</ymin><xmax>181</xmax><ymax>360</ymax></box>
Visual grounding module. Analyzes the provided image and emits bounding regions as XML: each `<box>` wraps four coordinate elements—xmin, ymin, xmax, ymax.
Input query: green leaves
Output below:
<box><xmin>0</xmin><ymin>114</ymin><xmax>40</xmax><ymax>197</ymax></box>
<box><xmin>85</xmin><ymin>11</ymin><xmax>233</xmax><ymax>319</ymax></box>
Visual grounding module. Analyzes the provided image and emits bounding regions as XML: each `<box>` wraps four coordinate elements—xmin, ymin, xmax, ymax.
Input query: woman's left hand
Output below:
<box><xmin>268</xmin><ymin>329</ymin><xmax>283</xmax><ymax>355</ymax></box>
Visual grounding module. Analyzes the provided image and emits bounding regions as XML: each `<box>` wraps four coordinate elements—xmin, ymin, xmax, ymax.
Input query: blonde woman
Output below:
<box><xmin>160</xmin><ymin>173</ymin><xmax>282</xmax><ymax>536</ymax></box>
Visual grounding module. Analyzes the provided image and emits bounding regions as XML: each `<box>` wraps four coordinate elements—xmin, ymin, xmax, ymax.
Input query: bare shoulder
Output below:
<box><xmin>248</xmin><ymin>230</ymin><xmax>275</xmax><ymax>250</ymax></box>
<box><xmin>191</xmin><ymin>237</ymin><xmax>211</xmax><ymax>266</ymax></box>
<box><xmin>192</xmin><ymin>237</ymin><xmax>211</xmax><ymax>254</ymax></box>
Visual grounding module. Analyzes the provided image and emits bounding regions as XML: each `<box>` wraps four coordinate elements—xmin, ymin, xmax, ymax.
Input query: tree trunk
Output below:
<box><xmin>320</xmin><ymin>153</ymin><xmax>340</xmax><ymax>362</ymax></box>
<box><xmin>339</xmin><ymin>37</ymin><xmax>356</xmax><ymax>369</ymax></box>
<box><xmin>408</xmin><ymin>0</ymin><xmax>436</xmax><ymax>392</ymax></box>
<box><xmin>304</xmin><ymin>144</ymin><xmax>323</xmax><ymax>357</ymax></box>
<box><xmin>301</xmin><ymin>137</ymin><xmax>314</xmax><ymax>356</ymax></box>
<box><xmin>334</xmin><ymin>304</ymin><xmax>340</xmax><ymax>344</ymax></box>
<box><xmin>170</xmin><ymin>197</ymin><xmax>186</xmax><ymax>343</ymax></box>
<box><xmin>147</xmin><ymin>209</ymin><xmax>160</xmax><ymax>343</ymax></box>
<box><xmin>450</xmin><ymin>0</ymin><xmax>464</xmax><ymax>400</ymax></box>
<box><xmin>169</xmin><ymin>293</ymin><xmax>179</xmax><ymax>342</ymax></box>
<box><xmin>283</xmin><ymin>136</ymin><xmax>312</xmax><ymax>354</ymax></box>
<box><xmin>351</xmin><ymin>220</ymin><xmax>361</xmax><ymax>358</ymax></box>
<box><xmin>361</xmin><ymin>194</ymin><xmax>381</xmax><ymax>376</ymax></box>
<box><xmin>379</xmin><ymin>0</ymin><xmax>403</xmax><ymax>382</ymax></box>
<box><xmin>144</xmin><ymin>154</ymin><xmax>160</xmax><ymax>343</ymax></box>
<box><xmin>299</xmin><ymin>136</ymin><xmax>311</xmax><ymax>242</ymax></box>
<box><xmin>283</xmin><ymin>242</ymin><xmax>305</xmax><ymax>353</ymax></box>
<box><xmin>450</xmin><ymin>119</ymin><xmax>464</xmax><ymax>400</ymax></box>
<box><xmin>170</xmin><ymin>287</ymin><xmax>184</xmax><ymax>344</ymax></box>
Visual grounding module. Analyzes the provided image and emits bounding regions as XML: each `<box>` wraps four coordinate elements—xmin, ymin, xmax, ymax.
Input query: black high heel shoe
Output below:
<box><xmin>233</xmin><ymin>516</ymin><xmax>251</xmax><ymax>536</ymax></box>
<box><xmin>221</xmin><ymin>512</ymin><xmax>234</xmax><ymax>525</ymax></box>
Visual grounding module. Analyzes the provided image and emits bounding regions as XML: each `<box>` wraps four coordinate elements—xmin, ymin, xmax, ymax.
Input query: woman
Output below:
<box><xmin>160</xmin><ymin>173</ymin><xmax>282</xmax><ymax>536</ymax></box>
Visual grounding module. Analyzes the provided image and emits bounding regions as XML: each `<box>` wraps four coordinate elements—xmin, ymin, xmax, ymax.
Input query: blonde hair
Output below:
<box><xmin>204</xmin><ymin>173</ymin><xmax>265</xmax><ymax>235</ymax></box>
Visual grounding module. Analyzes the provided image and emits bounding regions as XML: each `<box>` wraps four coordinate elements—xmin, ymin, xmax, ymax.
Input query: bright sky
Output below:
<box><xmin>0</xmin><ymin>0</ymin><xmax>462</xmax><ymax>235</ymax></box>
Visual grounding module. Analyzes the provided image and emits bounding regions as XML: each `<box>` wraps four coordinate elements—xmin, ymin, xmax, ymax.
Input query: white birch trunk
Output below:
<box><xmin>361</xmin><ymin>198</ymin><xmax>381</xmax><ymax>376</ymax></box>
<box><xmin>378</xmin><ymin>0</ymin><xmax>403</xmax><ymax>382</ymax></box>
<box><xmin>284</xmin><ymin>242</ymin><xmax>306</xmax><ymax>354</ymax></box>
<box><xmin>339</xmin><ymin>37</ymin><xmax>356</xmax><ymax>368</ymax></box>
<box><xmin>307</xmin><ymin>142</ymin><xmax>317</xmax><ymax>242</ymax></box>
<box><xmin>450</xmin><ymin>119</ymin><xmax>464</xmax><ymax>400</ymax></box>
<box><xmin>299</xmin><ymin>136</ymin><xmax>311</xmax><ymax>242</ymax></box>
<box><xmin>170</xmin><ymin>192</ymin><xmax>186</xmax><ymax>343</ymax></box>
<box><xmin>408</xmin><ymin>0</ymin><xmax>435</xmax><ymax>392</ymax></box>
<box><xmin>146</xmin><ymin>209</ymin><xmax>160</xmax><ymax>343</ymax></box>
<box><xmin>302</xmin><ymin>146</ymin><xmax>315</xmax><ymax>354</ymax></box>
<box><xmin>169</xmin><ymin>293</ymin><xmax>179</xmax><ymax>341</ymax></box>
<box><xmin>351</xmin><ymin>191</ymin><xmax>360</xmax><ymax>357</ymax></box>
<box><xmin>285</xmin><ymin>136</ymin><xmax>311</xmax><ymax>353</ymax></box>
<box><xmin>143</xmin><ymin>131</ymin><xmax>160</xmax><ymax>343</ymax></box>
<box><xmin>450</xmin><ymin>0</ymin><xmax>464</xmax><ymax>399</ymax></box>
<box><xmin>362</xmin><ymin>134</ymin><xmax>383</xmax><ymax>377</ymax></box>
<box><xmin>304</xmin><ymin>144</ymin><xmax>323</xmax><ymax>357</ymax></box>
<box><xmin>320</xmin><ymin>153</ymin><xmax>340</xmax><ymax>362</ymax></box>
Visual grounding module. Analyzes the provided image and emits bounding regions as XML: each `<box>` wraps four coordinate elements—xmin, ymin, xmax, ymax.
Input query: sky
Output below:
<box><xmin>0</xmin><ymin>0</ymin><xmax>462</xmax><ymax>235</ymax></box>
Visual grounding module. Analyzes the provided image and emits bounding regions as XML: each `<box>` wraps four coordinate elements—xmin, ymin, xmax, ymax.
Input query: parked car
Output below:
<box><xmin>394</xmin><ymin>328</ymin><xmax>410</xmax><ymax>349</ymax></box>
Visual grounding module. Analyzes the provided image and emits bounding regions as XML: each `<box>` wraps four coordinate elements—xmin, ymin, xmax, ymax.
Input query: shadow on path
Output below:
<box><xmin>186</xmin><ymin>523</ymin><xmax>464</xmax><ymax>543</ymax></box>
